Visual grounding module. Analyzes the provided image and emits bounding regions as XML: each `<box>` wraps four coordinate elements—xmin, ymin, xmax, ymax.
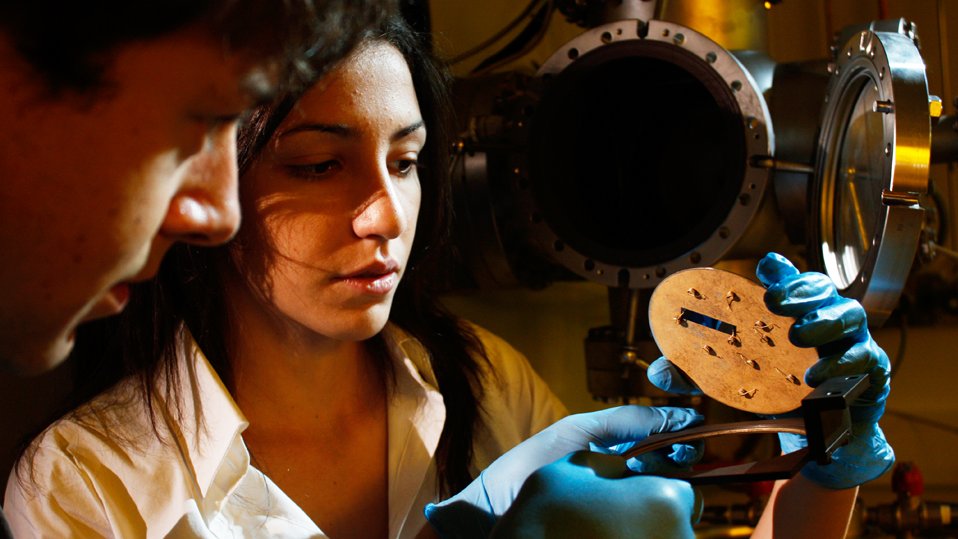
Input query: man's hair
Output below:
<box><xmin>0</xmin><ymin>1</ymin><xmax>394</xmax><ymax>94</ymax></box>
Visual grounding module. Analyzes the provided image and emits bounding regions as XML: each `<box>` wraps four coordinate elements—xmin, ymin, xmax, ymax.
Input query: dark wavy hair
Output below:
<box><xmin>0</xmin><ymin>0</ymin><xmax>392</xmax><ymax>95</ymax></box>
<box><xmin>62</xmin><ymin>16</ymin><xmax>490</xmax><ymax>498</ymax></box>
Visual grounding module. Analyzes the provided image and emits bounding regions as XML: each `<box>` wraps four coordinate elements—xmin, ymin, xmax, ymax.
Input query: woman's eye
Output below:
<box><xmin>288</xmin><ymin>160</ymin><xmax>341</xmax><ymax>179</ymax></box>
<box><xmin>395</xmin><ymin>158</ymin><xmax>419</xmax><ymax>177</ymax></box>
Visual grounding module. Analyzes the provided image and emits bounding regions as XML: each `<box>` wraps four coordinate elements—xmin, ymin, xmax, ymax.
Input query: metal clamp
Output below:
<box><xmin>620</xmin><ymin>374</ymin><xmax>869</xmax><ymax>484</ymax></box>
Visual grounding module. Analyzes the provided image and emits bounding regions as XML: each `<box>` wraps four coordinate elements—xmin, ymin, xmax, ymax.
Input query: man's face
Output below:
<box><xmin>0</xmin><ymin>27</ymin><xmax>269</xmax><ymax>374</ymax></box>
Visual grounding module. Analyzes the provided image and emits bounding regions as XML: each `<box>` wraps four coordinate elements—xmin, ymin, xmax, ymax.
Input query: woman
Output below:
<box><xmin>5</xmin><ymin>16</ymin><xmax>888</xmax><ymax>539</ymax></box>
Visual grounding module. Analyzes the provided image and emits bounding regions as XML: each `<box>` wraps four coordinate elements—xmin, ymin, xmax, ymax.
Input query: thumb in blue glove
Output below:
<box><xmin>424</xmin><ymin>405</ymin><xmax>704</xmax><ymax>539</ymax></box>
<box><xmin>648</xmin><ymin>253</ymin><xmax>894</xmax><ymax>489</ymax></box>
<box><xmin>491</xmin><ymin>451</ymin><xmax>700</xmax><ymax>539</ymax></box>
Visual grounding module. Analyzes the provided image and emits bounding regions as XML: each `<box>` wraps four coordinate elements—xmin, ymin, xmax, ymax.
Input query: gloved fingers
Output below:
<box><xmin>755</xmin><ymin>252</ymin><xmax>801</xmax><ymax>287</ymax></box>
<box><xmin>764</xmin><ymin>271</ymin><xmax>839</xmax><ymax>318</ymax></box>
<box><xmin>669</xmin><ymin>441</ymin><xmax>704</xmax><ymax>467</ymax></box>
<box><xmin>603</xmin><ymin>439</ymin><xmax>701</xmax><ymax>464</ymax></box>
<box><xmin>565</xmin><ymin>450</ymin><xmax>631</xmax><ymax>479</ymax></box>
<box><xmin>778</xmin><ymin>432</ymin><xmax>808</xmax><ymax>454</ymax></box>
<box><xmin>805</xmin><ymin>339</ymin><xmax>890</xmax><ymax>398</ymax></box>
<box><xmin>647</xmin><ymin>357</ymin><xmax>703</xmax><ymax>395</ymax></box>
<box><xmin>804</xmin><ymin>340</ymin><xmax>890</xmax><ymax>425</ymax></box>
<box><xmin>426</xmin><ymin>470</ymin><xmax>500</xmax><ymax>539</ymax></box>
<box><xmin>491</xmin><ymin>453</ymin><xmax>701</xmax><ymax>538</ymax></box>
<box><xmin>626</xmin><ymin>450</ymin><xmax>686</xmax><ymax>475</ymax></box>
<box><xmin>800</xmin><ymin>422</ymin><xmax>895</xmax><ymax>489</ymax></box>
<box><xmin>568</xmin><ymin>405</ymin><xmax>704</xmax><ymax>449</ymax></box>
<box><xmin>562</xmin><ymin>451</ymin><xmax>702</xmax><ymax>523</ymax></box>
<box><xmin>425</xmin><ymin>406</ymin><xmax>700</xmax><ymax>535</ymax></box>
<box><xmin>691</xmin><ymin>486</ymin><xmax>704</xmax><ymax>525</ymax></box>
<box><xmin>589</xmin><ymin>441</ymin><xmax>621</xmax><ymax>455</ymax></box>
<box><xmin>589</xmin><ymin>441</ymin><xmax>688</xmax><ymax>455</ymax></box>
<box><xmin>850</xmin><ymin>400</ymin><xmax>887</xmax><ymax>426</ymax></box>
<box><xmin>790</xmin><ymin>297</ymin><xmax>869</xmax><ymax>348</ymax></box>
<box><xmin>624</xmin><ymin>441</ymin><xmax>703</xmax><ymax>474</ymax></box>
<box><xmin>425</xmin><ymin>499</ymin><xmax>496</xmax><ymax>539</ymax></box>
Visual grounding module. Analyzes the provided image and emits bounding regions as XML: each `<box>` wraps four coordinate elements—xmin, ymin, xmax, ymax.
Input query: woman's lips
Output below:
<box><xmin>335</xmin><ymin>270</ymin><xmax>399</xmax><ymax>295</ymax></box>
<box><xmin>335</xmin><ymin>259</ymin><xmax>401</xmax><ymax>295</ymax></box>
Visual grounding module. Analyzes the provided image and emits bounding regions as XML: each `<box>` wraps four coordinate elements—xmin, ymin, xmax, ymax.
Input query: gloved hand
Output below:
<box><xmin>424</xmin><ymin>406</ymin><xmax>703</xmax><ymax>538</ymax></box>
<box><xmin>491</xmin><ymin>451</ymin><xmax>700</xmax><ymax>539</ymax></box>
<box><xmin>647</xmin><ymin>252</ymin><xmax>894</xmax><ymax>489</ymax></box>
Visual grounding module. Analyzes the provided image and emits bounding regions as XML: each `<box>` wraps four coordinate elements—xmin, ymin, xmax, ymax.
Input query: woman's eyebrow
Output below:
<box><xmin>277</xmin><ymin>121</ymin><xmax>424</xmax><ymax>141</ymax></box>
<box><xmin>279</xmin><ymin>123</ymin><xmax>355</xmax><ymax>139</ymax></box>
<box><xmin>392</xmin><ymin>120</ymin><xmax>425</xmax><ymax>142</ymax></box>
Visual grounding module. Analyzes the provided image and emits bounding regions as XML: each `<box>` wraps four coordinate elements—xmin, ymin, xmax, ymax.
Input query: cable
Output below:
<box><xmin>470</xmin><ymin>0</ymin><xmax>555</xmax><ymax>76</ymax></box>
<box><xmin>446</xmin><ymin>0</ymin><xmax>546</xmax><ymax>66</ymax></box>
<box><xmin>930</xmin><ymin>241</ymin><xmax>958</xmax><ymax>260</ymax></box>
<box><xmin>885</xmin><ymin>409</ymin><xmax>958</xmax><ymax>436</ymax></box>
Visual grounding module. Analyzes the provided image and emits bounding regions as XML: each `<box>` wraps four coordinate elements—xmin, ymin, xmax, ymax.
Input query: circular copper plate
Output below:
<box><xmin>649</xmin><ymin>268</ymin><xmax>819</xmax><ymax>414</ymax></box>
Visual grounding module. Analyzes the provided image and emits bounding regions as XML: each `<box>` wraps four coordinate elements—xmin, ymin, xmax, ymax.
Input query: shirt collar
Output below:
<box><xmin>158</xmin><ymin>330</ymin><xmax>250</xmax><ymax>501</ymax></box>
<box><xmin>158</xmin><ymin>325</ymin><xmax>447</xmax><ymax>537</ymax></box>
<box><xmin>381</xmin><ymin>323</ymin><xmax>446</xmax><ymax>537</ymax></box>
<box><xmin>382</xmin><ymin>323</ymin><xmax>440</xmax><ymax>388</ymax></box>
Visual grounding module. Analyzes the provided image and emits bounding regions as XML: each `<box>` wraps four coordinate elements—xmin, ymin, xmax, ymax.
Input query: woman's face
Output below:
<box><xmin>237</xmin><ymin>41</ymin><xmax>424</xmax><ymax>342</ymax></box>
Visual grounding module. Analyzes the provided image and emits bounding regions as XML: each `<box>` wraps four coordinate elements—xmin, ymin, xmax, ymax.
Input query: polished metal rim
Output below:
<box><xmin>812</xmin><ymin>29</ymin><xmax>930</xmax><ymax>325</ymax></box>
<box><xmin>513</xmin><ymin>19</ymin><xmax>774</xmax><ymax>289</ymax></box>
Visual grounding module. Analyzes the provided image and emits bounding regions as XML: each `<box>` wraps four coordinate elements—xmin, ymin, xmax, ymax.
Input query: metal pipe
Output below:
<box><xmin>931</xmin><ymin>115</ymin><xmax>958</xmax><ymax>163</ymax></box>
<box><xmin>656</xmin><ymin>0</ymin><xmax>769</xmax><ymax>51</ymax></box>
<box><xmin>598</xmin><ymin>0</ymin><xmax>658</xmax><ymax>25</ymax></box>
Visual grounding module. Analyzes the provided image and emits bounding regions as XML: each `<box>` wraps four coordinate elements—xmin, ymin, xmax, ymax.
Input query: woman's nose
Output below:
<box><xmin>353</xmin><ymin>179</ymin><xmax>408</xmax><ymax>241</ymax></box>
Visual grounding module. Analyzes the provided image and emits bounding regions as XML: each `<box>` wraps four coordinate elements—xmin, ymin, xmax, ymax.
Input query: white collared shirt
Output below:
<box><xmin>4</xmin><ymin>324</ymin><xmax>567</xmax><ymax>538</ymax></box>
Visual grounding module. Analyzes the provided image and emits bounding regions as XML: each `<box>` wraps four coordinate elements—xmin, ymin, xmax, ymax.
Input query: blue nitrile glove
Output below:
<box><xmin>647</xmin><ymin>252</ymin><xmax>894</xmax><ymax>490</ymax></box>
<box><xmin>491</xmin><ymin>451</ymin><xmax>700</xmax><ymax>539</ymax></box>
<box><xmin>424</xmin><ymin>406</ymin><xmax>704</xmax><ymax>539</ymax></box>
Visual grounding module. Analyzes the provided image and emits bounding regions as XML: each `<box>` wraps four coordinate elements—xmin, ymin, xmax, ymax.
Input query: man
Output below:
<box><xmin>0</xmin><ymin>1</ymin><xmax>387</xmax><ymax>375</ymax></box>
